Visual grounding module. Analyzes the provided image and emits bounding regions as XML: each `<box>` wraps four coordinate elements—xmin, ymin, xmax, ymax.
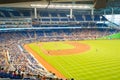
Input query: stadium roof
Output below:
<box><xmin>0</xmin><ymin>0</ymin><xmax>119</xmax><ymax>8</ymax></box>
<box><xmin>0</xmin><ymin>0</ymin><xmax>120</xmax><ymax>14</ymax></box>
<box><xmin>0</xmin><ymin>0</ymin><xmax>93</xmax><ymax>4</ymax></box>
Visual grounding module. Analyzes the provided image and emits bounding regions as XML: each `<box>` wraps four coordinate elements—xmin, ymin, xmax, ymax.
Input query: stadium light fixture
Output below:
<box><xmin>30</xmin><ymin>4</ymin><xmax>91</xmax><ymax>9</ymax></box>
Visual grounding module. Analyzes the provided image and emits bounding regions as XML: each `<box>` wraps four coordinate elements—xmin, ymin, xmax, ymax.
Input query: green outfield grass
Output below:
<box><xmin>28</xmin><ymin>40</ymin><xmax>120</xmax><ymax>80</ymax></box>
<box><xmin>100</xmin><ymin>32</ymin><xmax>120</xmax><ymax>39</ymax></box>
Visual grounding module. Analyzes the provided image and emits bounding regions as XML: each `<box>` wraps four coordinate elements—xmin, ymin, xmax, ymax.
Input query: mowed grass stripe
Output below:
<box><xmin>27</xmin><ymin>40</ymin><xmax>120</xmax><ymax>80</ymax></box>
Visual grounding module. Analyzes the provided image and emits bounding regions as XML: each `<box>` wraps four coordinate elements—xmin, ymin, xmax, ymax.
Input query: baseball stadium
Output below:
<box><xmin>0</xmin><ymin>0</ymin><xmax>120</xmax><ymax>80</ymax></box>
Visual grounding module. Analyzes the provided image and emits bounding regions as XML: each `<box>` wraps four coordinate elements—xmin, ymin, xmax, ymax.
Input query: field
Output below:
<box><xmin>24</xmin><ymin>40</ymin><xmax>120</xmax><ymax>80</ymax></box>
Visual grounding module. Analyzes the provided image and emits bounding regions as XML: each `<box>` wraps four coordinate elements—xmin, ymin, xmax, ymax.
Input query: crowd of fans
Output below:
<box><xmin>0</xmin><ymin>32</ymin><xmax>56</xmax><ymax>80</ymax></box>
<box><xmin>0</xmin><ymin>28</ymin><xmax>119</xmax><ymax>80</ymax></box>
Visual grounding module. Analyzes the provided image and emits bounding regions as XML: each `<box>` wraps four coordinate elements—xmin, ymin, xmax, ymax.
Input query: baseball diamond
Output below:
<box><xmin>24</xmin><ymin>40</ymin><xmax>120</xmax><ymax>80</ymax></box>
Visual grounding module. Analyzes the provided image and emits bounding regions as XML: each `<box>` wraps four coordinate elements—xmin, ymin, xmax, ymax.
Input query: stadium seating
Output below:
<box><xmin>0</xmin><ymin>9</ymin><xmax>111</xmax><ymax>28</ymax></box>
<box><xmin>75</xmin><ymin>15</ymin><xmax>84</xmax><ymax>21</ymax></box>
<box><xmin>21</xmin><ymin>11</ymin><xmax>31</xmax><ymax>17</ymax></box>
<box><xmin>51</xmin><ymin>18</ymin><xmax>60</xmax><ymax>21</ymax></box>
<box><xmin>50</xmin><ymin>12</ymin><xmax>58</xmax><ymax>17</ymax></box>
<box><xmin>10</xmin><ymin>11</ymin><xmax>21</xmax><ymax>17</ymax></box>
<box><xmin>59</xmin><ymin>13</ymin><xmax>67</xmax><ymax>17</ymax></box>
<box><xmin>39</xmin><ymin>12</ymin><xmax>49</xmax><ymax>17</ymax></box>
<box><xmin>1</xmin><ymin>11</ymin><xmax>11</xmax><ymax>17</ymax></box>
<box><xmin>84</xmin><ymin>15</ymin><xmax>92</xmax><ymax>21</ymax></box>
<box><xmin>0</xmin><ymin>13</ymin><xmax>4</xmax><ymax>17</ymax></box>
<box><xmin>60</xmin><ymin>18</ymin><xmax>68</xmax><ymax>21</ymax></box>
<box><xmin>41</xmin><ymin>18</ymin><xmax>51</xmax><ymax>21</ymax></box>
<box><xmin>0</xmin><ymin>26</ymin><xmax>119</xmax><ymax>80</ymax></box>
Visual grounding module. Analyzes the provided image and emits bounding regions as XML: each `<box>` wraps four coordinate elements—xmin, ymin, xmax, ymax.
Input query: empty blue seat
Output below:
<box><xmin>94</xmin><ymin>15</ymin><xmax>100</xmax><ymax>21</ymax></box>
<box><xmin>51</xmin><ymin>13</ymin><xmax>58</xmax><ymax>17</ymax></box>
<box><xmin>69</xmin><ymin>18</ymin><xmax>75</xmax><ymax>21</ymax></box>
<box><xmin>22</xmin><ymin>11</ymin><xmax>31</xmax><ymax>17</ymax></box>
<box><xmin>40</xmin><ymin>12</ymin><xmax>49</xmax><ymax>17</ymax></box>
<box><xmin>96</xmin><ymin>23</ymin><xmax>108</xmax><ymax>27</ymax></box>
<box><xmin>82</xmin><ymin>22</ymin><xmax>89</xmax><ymax>27</ymax></box>
<box><xmin>10</xmin><ymin>11</ymin><xmax>21</xmax><ymax>16</ymax></box>
<box><xmin>42</xmin><ymin>18</ymin><xmax>50</xmax><ymax>21</ymax></box>
<box><xmin>59</xmin><ymin>13</ymin><xmax>66</xmax><ymax>17</ymax></box>
<box><xmin>2</xmin><ymin>11</ymin><xmax>11</xmax><ymax>17</ymax></box>
<box><xmin>51</xmin><ymin>25</ymin><xmax>59</xmax><ymax>27</ymax></box>
<box><xmin>75</xmin><ymin>15</ymin><xmax>84</xmax><ymax>21</ymax></box>
<box><xmin>85</xmin><ymin>15</ymin><xmax>92</xmax><ymax>21</ymax></box>
<box><xmin>51</xmin><ymin>18</ymin><xmax>59</xmax><ymax>21</ymax></box>
<box><xmin>60</xmin><ymin>18</ymin><xmax>68</xmax><ymax>21</ymax></box>
<box><xmin>59</xmin><ymin>25</ymin><xmax>68</xmax><ymax>27</ymax></box>
<box><xmin>89</xmin><ymin>22</ymin><xmax>96</xmax><ymax>27</ymax></box>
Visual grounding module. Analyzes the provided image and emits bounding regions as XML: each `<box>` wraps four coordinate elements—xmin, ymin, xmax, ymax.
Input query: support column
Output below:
<box><xmin>91</xmin><ymin>8</ymin><xmax>94</xmax><ymax>15</ymax></box>
<box><xmin>111</xmin><ymin>8</ymin><xmax>115</xmax><ymax>23</ymax></box>
<box><xmin>69</xmin><ymin>0</ymin><xmax>75</xmax><ymax>19</ymax></box>
<box><xmin>70</xmin><ymin>8</ymin><xmax>73</xmax><ymax>18</ymax></box>
<box><xmin>104</xmin><ymin>10</ymin><xmax>106</xmax><ymax>15</ymax></box>
<box><xmin>34</xmin><ymin>8</ymin><xmax>37</xmax><ymax>18</ymax></box>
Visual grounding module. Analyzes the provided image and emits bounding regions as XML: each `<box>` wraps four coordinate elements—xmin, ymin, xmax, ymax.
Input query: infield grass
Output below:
<box><xmin>41</xmin><ymin>42</ymin><xmax>74</xmax><ymax>50</ymax></box>
<box><xmin>28</xmin><ymin>40</ymin><xmax>120</xmax><ymax>80</ymax></box>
